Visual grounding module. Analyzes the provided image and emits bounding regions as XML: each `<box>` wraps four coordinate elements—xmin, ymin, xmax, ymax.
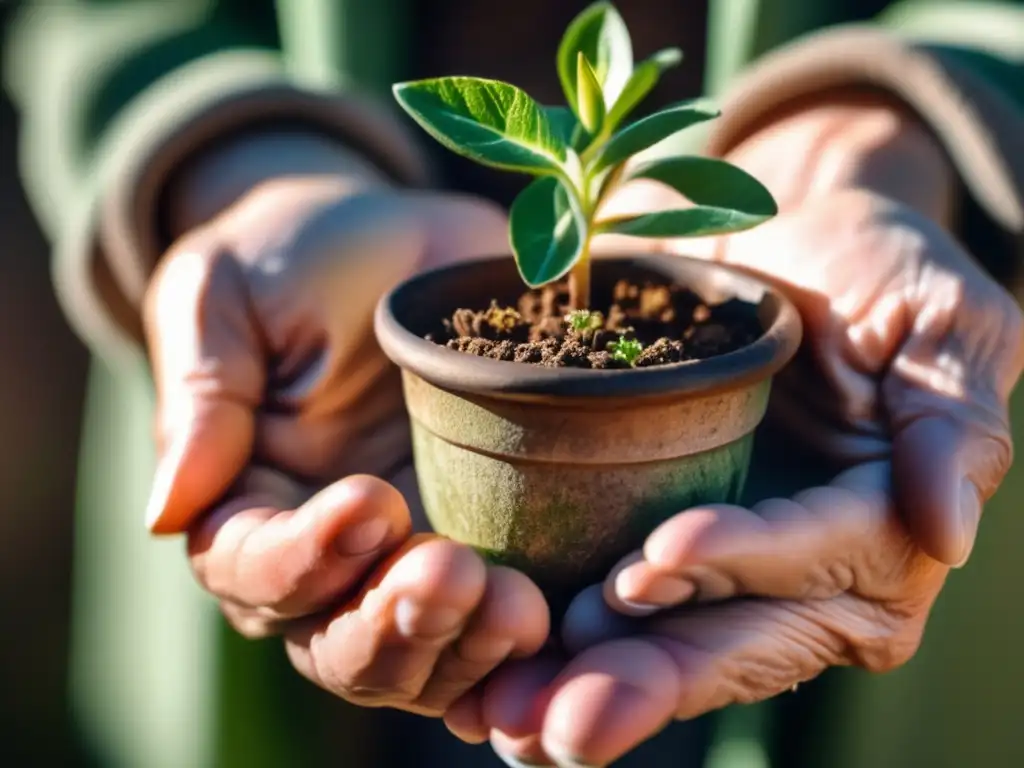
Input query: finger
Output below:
<box><xmin>411</xmin><ymin>192</ymin><xmax>510</xmax><ymax>270</ymax></box>
<box><xmin>249</xmin><ymin>192</ymin><xmax>507</xmax><ymax>484</ymax></box>
<box><xmin>538</xmin><ymin>639</ymin><xmax>681</xmax><ymax>768</ymax></box>
<box><xmin>255</xmin><ymin>375</ymin><xmax>411</xmax><ymax>482</ymax></box>
<box><xmin>143</xmin><ymin>238</ymin><xmax>264</xmax><ymax>533</ymax></box>
<box><xmin>563</xmin><ymin>584</ymin><xmax>642</xmax><ymax>651</ymax></box>
<box><xmin>602</xmin><ymin>554</ymin><xmax>694</xmax><ymax>618</ymax></box>
<box><xmin>217</xmin><ymin>599</ymin><xmax>294</xmax><ymax>640</ymax></box>
<box><xmin>605</xmin><ymin>463</ymin><xmax>899</xmax><ymax>611</ymax></box>
<box><xmin>188</xmin><ymin>472</ymin><xmax>411</xmax><ymax>620</ymax></box>
<box><xmin>485</xmin><ymin>655</ymin><xmax>565</xmax><ymax>767</ymax></box>
<box><xmin>542</xmin><ymin>601</ymin><xmax>843</xmax><ymax>767</ymax></box>
<box><xmin>283</xmin><ymin>536</ymin><xmax>487</xmax><ymax>711</ymax></box>
<box><xmin>491</xmin><ymin>731</ymin><xmax>555</xmax><ymax>768</ymax></box>
<box><xmin>483</xmin><ymin>654</ymin><xmax>564</xmax><ymax>739</ymax></box>
<box><xmin>547</xmin><ymin>586</ymin><xmax>930</xmax><ymax>767</ymax></box>
<box><xmin>415</xmin><ymin>566</ymin><xmax>550</xmax><ymax>712</ymax></box>
<box><xmin>885</xmin><ymin>277</ymin><xmax>1023</xmax><ymax>565</ymax></box>
<box><xmin>891</xmin><ymin>415</ymin><xmax>1000</xmax><ymax>567</ymax></box>
<box><xmin>444</xmin><ymin>689</ymin><xmax>489</xmax><ymax>744</ymax></box>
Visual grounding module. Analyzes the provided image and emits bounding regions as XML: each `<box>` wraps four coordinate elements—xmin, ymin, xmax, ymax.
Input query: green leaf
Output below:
<box><xmin>393</xmin><ymin>77</ymin><xmax>566</xmax><ymax>175</ymax></box>
<box><xmin>608</xmin><ymin>337</ymin><xmax>644</xmax><ymax>365</ymax></box>
<box><xmin>592</xmin><ymin>100</ymin><xmax>720</xmax><ymax>172</ymax></box>
<box><xmin>544</xmin><ymin>106</ymin><xmax>577</xmax><ymax>146</ymax></box>
<box><xmin>605</xmin><ymin>48</ymin><xmax>683</xmax><ymax>131</ymax></box>
<box><xmin>558</xmin><ymin>2</ymin><xmax>633</xmax><ymax>113</ymax></box>
<box><xmin>543</xmin><ymin>106</ymin><xmax>588</xmax><ymax>152</ymax></box>
<box><xmin>597</xmin><ymin>156</ymin><xmax>778</xmax><ymax>238</ymax></box>
<box><xmin>576</xmin><ymin>52</ymin><xmax>606</xmax><ymax>134</ymax></box>
<box><xmin>510</xmin><ymin>177</ymin><xmax>587</xmax><ymax>287</ymax></box>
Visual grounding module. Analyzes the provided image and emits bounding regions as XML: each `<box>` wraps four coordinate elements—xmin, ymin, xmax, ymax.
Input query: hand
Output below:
<box><xmin>477</xmin><ymin>95</ymin><xmax>1024</xmax><ymax>766</ymax></box>
<box><xmin>143</xmin><ymin>132</ymin><xmax>549</xmax><ymax>715</ymax></box>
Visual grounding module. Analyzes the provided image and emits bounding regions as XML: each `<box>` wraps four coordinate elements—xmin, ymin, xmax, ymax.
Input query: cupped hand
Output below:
<box><xmin>480</xmin><ymin>188</ymin><xmax>1024</xmax><ymax>766</ymax></box>
<box><xmin>190</xmin><ymin>468</ymin><xmax>548</xmax><ymax>716</ymax></box>
<box><xmin>145</xmin><ymin>173</ymin><xmax>508</xmax><ymax>534</ymax></box>
<box><xmin>144</xmin><ymin>163</ymin><xmax>550</xmax><ymax>715</ymax></box>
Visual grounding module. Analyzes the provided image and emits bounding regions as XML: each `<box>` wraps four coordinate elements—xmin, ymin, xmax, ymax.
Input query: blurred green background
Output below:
<box><xmin>2</xmin><ymin>2</ymin><xmax>1024</xmax><ymax>766</ymax></box>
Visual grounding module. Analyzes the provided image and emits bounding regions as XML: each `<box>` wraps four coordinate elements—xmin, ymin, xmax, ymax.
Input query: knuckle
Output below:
<box><xmin>250</xmin><ymin>574</ymin><xmax>302</xmax><ymax>615</ymax></box>
<box><xmin>220</xmin><ymin>602</ymin><xmax>280</xmax><ymax>640</ymax></box>
<box><xmin>857</xmin><ymin>623</ymin><xmax>924</xmax><ymax>673</ymax></box>
<box><xmin>846</xmin><ymin>605</ymin><xmax>926</xmax><ymax>673</ymax></box>
<box><xmin>414</xmin><ymin>668</ymin><xmax>484</xmax><ymax>714</ymax></box>
<box><xmin>305</xmin><ymin>629</ymin><xmax>427</xmax><ymax>708</ymax></box>
<box><xmin>325</xmin><ymin>671</ymin><xmax>425</xmax><ymax>710</ymax></box>
<box><xmin>145</xmin><ymin>236</ymin><xmax>223</xmax><ymax>326</ymax></box>
<box><xmin>474</xmin><ymin>566</ymin><xmax>549</xmax><ymax>647</ymax></box>
<box><xmin>404</xmin><ymin>538</ymin><xmax>488</xmax><ymax>606</ymax></box>
<box><xmin>987</xmin><ymin>427</ymin><xmax>1014</xmax><ymax>483</ymax></box>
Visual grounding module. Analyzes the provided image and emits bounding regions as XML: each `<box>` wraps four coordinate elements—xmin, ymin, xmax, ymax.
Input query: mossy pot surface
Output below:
<box><xmin>375</xmin><ymin>255</ymin><xmax>801</xmax><ymax>609</ymax></box>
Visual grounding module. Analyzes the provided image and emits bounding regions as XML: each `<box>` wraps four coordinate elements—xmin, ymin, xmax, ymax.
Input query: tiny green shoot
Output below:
<box><xmin>392</xmin><ymin>1</ymin><xmax>777</xmax><ymax>310</ymax></box>
<box><xmin>565</xmin><ymin>309</ymin><xmax>604</xmax><ymax>333</ymax></box>
<box><xmin>486</xmin><ymin>305</ymin><xmax>523</xmax><ymax>333</ymax></box>
<box><xmin>608</xmin><ymin>337</ymin><xmax>644</xmax><ymax>365</ymax></box>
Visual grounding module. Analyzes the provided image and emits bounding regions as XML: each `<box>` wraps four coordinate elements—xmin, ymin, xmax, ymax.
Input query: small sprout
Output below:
<box><xmin>392</xmin><ymin>2</ymin><xmax>778</xmax><ymax>311</ymax></box>
<box><xmin>565</xmin><ymin>309</ymin><xmax>604</xmax><ymax>333</ymax></box>
<box><xmin>486</xmin><ymin>305</ymin><xmax>523</xmax><ymax>333</ymax></box>
<box><xmin>608</xmin><ymin>337</ymin><xmax>644</xmax><ymax>366</ymax></box>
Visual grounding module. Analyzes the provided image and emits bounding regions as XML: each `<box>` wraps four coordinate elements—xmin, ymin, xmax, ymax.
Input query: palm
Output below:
<box><xmin>478</xmin><ymin>188</ymin><xmax>1022</xmax><ymax>767</ymax></box>
<box><xmin>145</xmin><ymin>182</ymin><xmax>508</xmax><ymax>530</ymax></box>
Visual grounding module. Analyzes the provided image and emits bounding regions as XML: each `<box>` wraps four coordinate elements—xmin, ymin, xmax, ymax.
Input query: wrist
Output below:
<box><xmin>163</xmin><ymin>129</ymin><xmax>391</xmax><ymax>238</ymax></box>
<box><xmin>721</xmin><ymin>89</ymin><xmax>955</xmax><ymax>225</ymax></box>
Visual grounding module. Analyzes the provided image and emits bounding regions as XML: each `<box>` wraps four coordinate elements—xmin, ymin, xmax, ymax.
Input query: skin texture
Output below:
<box><xmin>146</xmin><ymin>132</ymin><xmax>551</xmax><ymax>715</ymax></box>
<box><xmin>142</xmin><ymin>92</ymin><xmax>1024</xmax><ymax>766</ymax></box>
<box><xmin>476</xmin><ymin>93</ymin><xmax>1024</xmax><ymax>767</ymax></box>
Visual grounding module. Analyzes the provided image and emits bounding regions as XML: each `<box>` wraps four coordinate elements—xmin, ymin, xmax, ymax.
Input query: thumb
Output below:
<box><xmin>885</xmin><ymin>239</ymin><xmax>1024</xmax><ymax>567</ymax></box>
<box><xmin>142</xmin><ymin>238</ymin><xmax>265</xmax><ymax>534</ymax></box>
<box><xmin>405</xmin><ymin>191</ymin><xmax>510</xmax><ymax>271</ymax></box>
<box><xmin>891</xmin><ymin>411</ymin><xmax>1009</xmax><ymax>568</ymax></box>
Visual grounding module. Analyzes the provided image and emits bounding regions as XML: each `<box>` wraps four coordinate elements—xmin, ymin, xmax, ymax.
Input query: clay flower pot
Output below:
<box><xmin>375</xmin><ymin>255</ymin><xmax>801</xmax><ymax>610</ymax></box>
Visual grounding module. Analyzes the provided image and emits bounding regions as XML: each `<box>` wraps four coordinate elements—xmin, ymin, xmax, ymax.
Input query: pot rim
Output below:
<box><xmin>374</xmin><ymin>254</ymin><xmax>802</xmax><ymax>401</ymax></box>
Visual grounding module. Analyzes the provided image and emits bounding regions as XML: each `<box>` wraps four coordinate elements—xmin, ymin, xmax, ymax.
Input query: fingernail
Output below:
<box><xmin>492</xmin><ymin>746</ymin><xmax>551</xmax><ymax>768</ymax></box>
<box><xmin>144</xmin><ymin>457</ymin><xmax>175</xmax><ymax>532</ymax></box>
<box><xmin>395</xmin><ymin>598</ymin><xmax>464</xmax><ymax>639</ymax></box>
<box><xmin>545</xmin><ymin>745</ymin><xmax>602</xmax><ymax>768</ymax></box>
<box><xmin>335</xmin><ymin>517</ymin><xmax>391</xmax><ymax>556</ymax></box>
<box><xmin>144</xmin><ymin>485</ymin><xmax>167</xmax><ymax>531</ymax></box>
<box><xmin>953</xmin><ymin>481</ymin><xmax>982</xmax><ymax>568</ymax></box>
<box><xmin>144</xmin><ymin>433</ymin><xmax>194</xmax><ymax>533</ymax></box>
<box><xmin>617</xmin><ymin>599</ymin><xmax>662</xmax><ymax>616</ymax></box>
<box><xmin>615</xmin><ymin>571</ymin><xmax>694</xmax><ymax>612</ymax></box>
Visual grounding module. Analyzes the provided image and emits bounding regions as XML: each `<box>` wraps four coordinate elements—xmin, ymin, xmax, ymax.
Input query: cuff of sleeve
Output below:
<box><xmin>57</xmin><ymin>49</ymin><xmax>431</xmax><ymax>364</ymax></box>
<box><xmin>703</xmin><ymin>25</ymin><xmax>1023</xmax><ymax>273</ymax></box>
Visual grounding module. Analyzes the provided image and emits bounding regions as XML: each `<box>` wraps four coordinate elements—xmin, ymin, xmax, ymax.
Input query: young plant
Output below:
<box><xmin>608</xmin><ymin>337</ymin><xmax>644</xmax><ymax>365</ymax></box>
<box><xmin>392</xmin><ymin>1</ymin><xmax>777</xmax><ymax>310</ymax></box>
<box><xmin>565</xmin><ymin>308</ymin><xmax>604</xmax><ymax>333</ymax></box>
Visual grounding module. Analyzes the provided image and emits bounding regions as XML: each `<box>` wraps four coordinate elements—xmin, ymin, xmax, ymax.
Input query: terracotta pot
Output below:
<box><xmin>375</xmin><ymin>255</ymin><xmax>801</xmax><ymax>611</ymax></box>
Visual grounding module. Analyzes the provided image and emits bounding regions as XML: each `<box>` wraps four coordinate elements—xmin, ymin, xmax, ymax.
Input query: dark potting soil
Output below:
<box><xmin>426</xmin><ymin>279</ymin><xmax>763</xmax><ymax>369</ymax></box>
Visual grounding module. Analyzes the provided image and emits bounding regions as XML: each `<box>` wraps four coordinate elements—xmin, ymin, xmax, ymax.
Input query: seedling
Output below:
<box><xmin>608</xmin><ymin>337</ymin><xmax>644</xmax><ymax>365</ymax></box>
<box><xmin>393</xmin><ymin>1</ymin><xmax>777</xmax><ymax>310</ymax></box>
<box><xmin>565</xmin><ymin>309</ymin><xmax>604</xmax><ymax>333</ymax></box>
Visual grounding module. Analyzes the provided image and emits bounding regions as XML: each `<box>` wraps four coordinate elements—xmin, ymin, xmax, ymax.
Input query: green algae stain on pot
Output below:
<box><xmin>374</xmin><ymin>255</ymin><xmax>803</xmax><ymax>611</ymax></box>
<box><xmin>411</xmin><ymin>417</ymin><xmax>756</xmax><ymax>606</ymax></box>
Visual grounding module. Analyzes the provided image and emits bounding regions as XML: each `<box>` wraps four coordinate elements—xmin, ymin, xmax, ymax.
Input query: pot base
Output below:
<box><xmin>376</xmin><ymin>255</ymin><xmax>802</xmax><ymax>615</ymax></box>
<box><xmin>413</xmin><ymin>419</ymin><xmax>756</xmax><ymax>611</ymax></box>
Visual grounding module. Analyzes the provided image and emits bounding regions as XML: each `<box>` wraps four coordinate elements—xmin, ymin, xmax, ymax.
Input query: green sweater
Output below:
<box><xmin>4</xmin><ymin>0</ymin><xmax>1023</xmax><ymax>362</ymax></box>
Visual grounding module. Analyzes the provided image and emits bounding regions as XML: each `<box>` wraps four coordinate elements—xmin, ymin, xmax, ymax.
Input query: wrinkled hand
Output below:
<box><xmin>143</xmin><ymin>151</ymin><xmax>549</xmax><ymax>715</ymax></box>
<box><xmin>477</xmin><ymin>183</ymin><xmax>1024</xmax><ymax>765</ymax></box>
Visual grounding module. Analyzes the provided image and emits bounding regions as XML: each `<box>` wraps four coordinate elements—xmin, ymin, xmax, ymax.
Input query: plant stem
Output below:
<box><xmin>569</xmin><ymin>235</ymin><xmax>592</xmax><ymax>310</ymax></box>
